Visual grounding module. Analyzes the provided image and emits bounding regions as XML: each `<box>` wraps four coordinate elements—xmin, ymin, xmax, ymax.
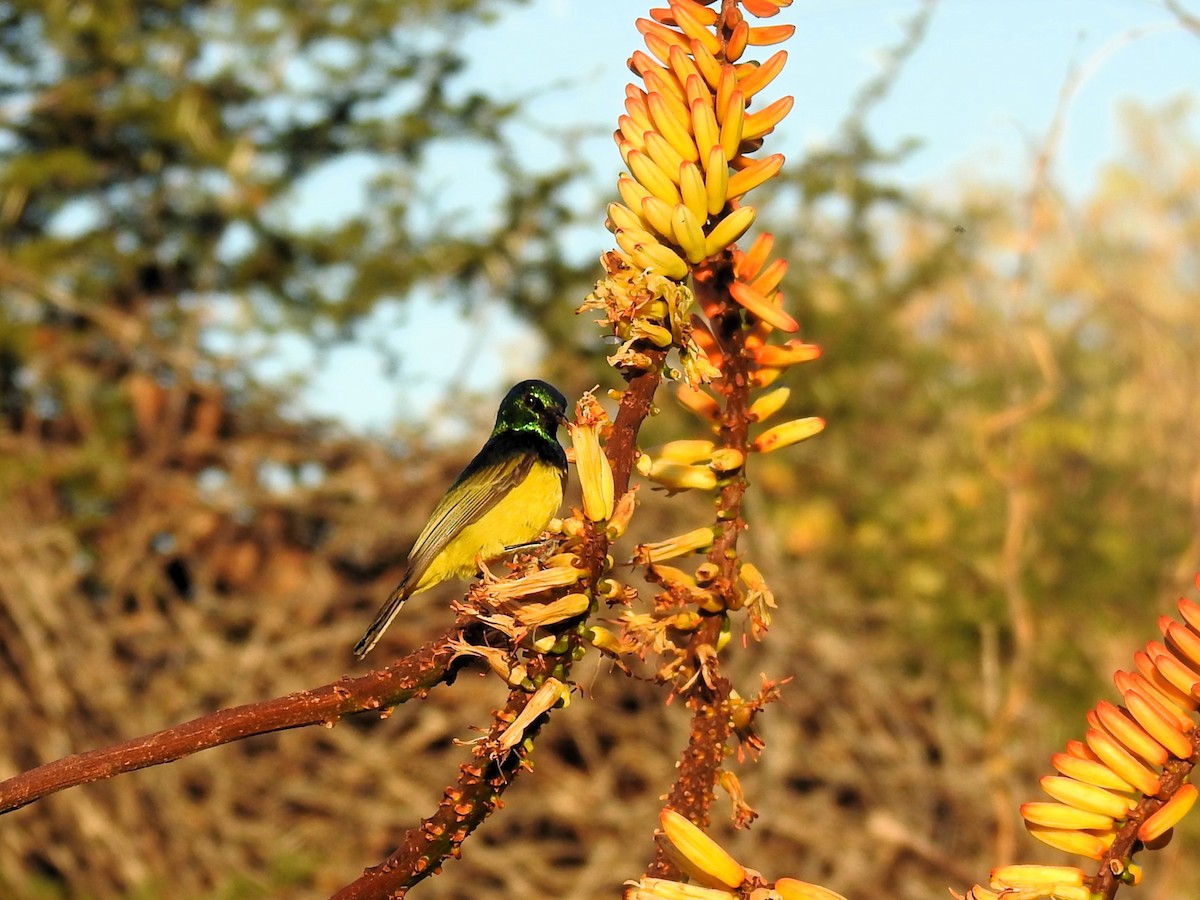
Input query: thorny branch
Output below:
<box><xmin>0</xmin><ymin>622</ymin><xmax>483</xmax><ymax>815</ymax></box>
<box><xmin>646</xmin><ymin>255</ymin><xmax>749</xmax><ymax>878</ymax></box>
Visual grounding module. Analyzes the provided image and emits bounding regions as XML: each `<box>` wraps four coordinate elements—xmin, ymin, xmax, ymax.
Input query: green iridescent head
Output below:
<box><xmin>493</xmin><ymin>380</ymin><xmax>568</xmax><ymax>438</ymax></box>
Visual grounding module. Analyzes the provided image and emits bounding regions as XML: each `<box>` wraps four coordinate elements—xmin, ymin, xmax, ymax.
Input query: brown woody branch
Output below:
<box><xmin>0</xmin><ymin>620</ymin><xmax>483</xmax><ymax>815</ymax></box>
<box><xmin>332</xmin><ymin>675</ymin><xmax>557</xmax><ymax>899</ymax></box>
<box><xmin>649</xmin><ymin>254</ymin><xmax>752</xmax><ymax>877</ymax></box>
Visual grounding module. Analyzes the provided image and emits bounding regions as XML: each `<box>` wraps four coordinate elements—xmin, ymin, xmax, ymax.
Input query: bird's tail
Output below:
<box><xmin>353</xmin><ymin>585</ymin><xmax>410</xmax><ymax>659</ymax></box>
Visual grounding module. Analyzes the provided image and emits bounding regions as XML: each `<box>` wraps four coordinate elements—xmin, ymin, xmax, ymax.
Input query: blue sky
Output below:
<box><xmin>288</xmin><ymin>0</ymin><xmax>1200</xmax><ymax>434</ymax></box>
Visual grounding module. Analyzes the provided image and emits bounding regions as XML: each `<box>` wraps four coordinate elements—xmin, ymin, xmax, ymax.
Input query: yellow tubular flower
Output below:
<box><xmin>1118</xmin><ymin>669</ymin><xmax>1195</xmax><ymax>730</ymax></box>
<box><xmin>703</xmin><ymin>146</ymin><xmax>730</xmax><ymax>216</ymax></box>
<box><xmin>649</xmin><ymin>89</ymin><xmax>700</xmax><ymax>162</ymax></box>
<box><xmin>623</xmin><ymin>878</ymin><xmax>737</xmax><ymax>900</ymax></box>
<box><xmin>1148</xmin><ymin>640</ymin><xmax>1200</xmax><ymax>694</ymax></box>
<box><xmin>1138</xmin><ymin>783</ymin><xmax>1199</xmax><ymax>843</ymax></box>
<box><xmin>570</xmin><ymin>421</ymin><xmax>616</xmax><ymax>522</ymax></box>
<box><xmin>748</xmin><ymin>386</ymin><xmax>790</xmax><ymax>422</ymax></box>
<box><xmin>646</xmin><ymin>439</ymin><xmax>717</xmax><ymax>465</ymax></box>
<box><xmin>1134</xmin><ymin>649</ymin><xmax>1198</xmax><ymax>709</ymax></box>
<box><xmin>512</xmin><ymin>592</ymin><xmax>591</xmax><ymax>627</ymax></box>
<box><xmin>1091</xmin><ymin>699</ymin><xmax>1169</xmax><ymax>767</ymax></box>
<box><xmin>1124</xmin><ymin>689</ymin><xmax>1194</xmax><ymax>759</ymax></box>
<box><xmin>1050</xmin><ymin>751</ymin><xmax>1135</xmax><ymax>792</ymax></box>
<box><xmin>587</xmin><ymin>624</ymin><xmax>631</xmax><ymax>657</ymax></box>
<box><xmin>672</xmin><ymin>203</ymin><xmax>710</xmax><ymax>264</ymax></box>
<box><xmin>658</xmin><ymin>808</ymin><xmax>747</xmax><ymax>891</ymax></box>
<box><xmin>690</xmin><ymin>101</ymin><xmax>721</xmax><ymax>163</ymax></box>
<box><xmin>742</xmin><ymin>0</ymin><xmax>794</xmax><ymax>16</ymax></box>
<box><xmin>647</xmin><ymin>565</ymin><xmax>701</xmax><ymax>597</ymax></box>
<box><xmin>703</xmin><ymin>206</ymin><xmax>757</xmax><ymax>258</ymax></box>
<box><xmin>635</xmin><ymin>526</ymin><xmax>716</xmax><ymax>564</ymax></box>
<box><xmin>676</xmin><ymin>383</ymin><xmax>722</xmax><ymax>421</ymax></box>
<box><xmin>496</xmin><ymin>677</ymin><xmax>570</xmax><ymax>752</ymax></box>
<box><xmin>752</xmin><ymin>417</ymin><xmax>825</xmax><ymax>453</ymax></box>
<box><xmin>718</xmin><ymin>91</ymin><xmax>746</xmax><ymax>160</ymax></box>
<box><xmin>642</xmin><ymin>195</ymin><xmax>679</xmax><ymax>241</ymax></box>
<box><xmin>742</xmin><ymin>95</ymin><xmax>794</xmax><ymax>142</ymax></box>
<box><xmin>670</xmin><ymin>1</ymin><xmax>721</xmax><ymax>55</ymax></box>
<box><xmin>1037</xmin><ymin>775</ymin><xmax>1135</xmax><ymax>819</ymax></box>
<box><xmin>736</xmin><ymin>49</ymin><xmax>787</xmax><ymax>98</ymax></box>
<box><xmin>1024</xmin><ymin>823</ymin><xmax>1114</xmax><ymax>860</ymax></box>
<box><xmin>1019</xmin><ymin>802</ymin><xmax>1115</xmax><ymax>832</ymax></box>
<box><xmin>989</xmin><ymin>865</ymin><xmax>1085</xmax><ymax>891</ymax></box>
<box><xmin>728</xmin><ymin>279</ymin><xmax>798</xmax><ymax>332</ymax></box>
<box><xmin>628</xmin><ymin>148</ymin><xmax>683</xmax><ymax>205</ymax></box>
<box><xmin>754</xmin><ymin>340</ymin><xmax>822</xmax><ymax>366</ymax></box>
<box><xmin>726</xmin><ymin>153</ymin><xmax>785</xmax><ymax>199</ymax></box>
<box><xmin>631</xmin><ymin>242</ymin><xmax>690</xmax><ymax>281</ymax></box>
<box><xmin>483</xmin><ymin>564</ymin><xmax>586</xmax><ymax>602</ymax></box>
<box><xmin>679</xmin><ymin>164</ymin><xmax>709</xmax><ymax>223</ymax></box>
<box><xmin>708</xmin><ymin>448</ymin><xmax>744</xmax><ymax>473</ymax></box>
<box><xmin>645</xmin><ymin>130</ymin><xmax>689</xmax><ymax>180</ymax></box>
<box><xmin>607</xmin><ymin>487</ymin><xmax>639</xmax><ymax>540</ymax></box>
<box><xmin>1084</xmin><ymin>727</ymin><xmax>1161</xmax><ymax>796</ymax></box>
<box><xmin>641</xmin><ymin>459</ymin><xmax>719</xmax><ymax>493</ymax></box>
<box><xmin>773</xmin><ymin>879</ymin><xmax>849</xmax><ymax>900</ymax></box>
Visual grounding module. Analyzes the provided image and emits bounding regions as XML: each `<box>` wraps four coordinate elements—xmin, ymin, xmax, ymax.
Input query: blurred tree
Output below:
<box><xmin>0</xmin><ymin>0</ymin><xmax>597</xmax><ymax>429</ymax></box>
<box><xmin>0</xmin><ymin>0</ymin><xmax>608</xmax><ymax>545</ymax></box>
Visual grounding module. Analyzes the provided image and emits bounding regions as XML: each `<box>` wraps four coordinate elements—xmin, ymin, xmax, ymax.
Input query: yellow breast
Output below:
<box><xmin>411</xmin><ymin>461</ymin><xmax>564</xmax><ymax>593</ymax></box>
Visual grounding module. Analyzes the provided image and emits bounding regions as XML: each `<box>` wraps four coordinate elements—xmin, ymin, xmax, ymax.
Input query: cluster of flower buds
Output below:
<box><xmin>961</xmin><ymin>584</ymin><xmax>1200</xmax><ymax>899</ymax></box>
<box><xmin>610</xmin><ymin>0</ymin><xmax>796</xmax><ymax>283</ymax></box>
<box><xmin>624</xmin><ymin>808</ymin><xmax>848</xmax><ymax>899</ymax></box>
<box><xmin>656</xmin><ymin>391</ymin><xmax>821</xmax><ymax>539</ymax></box>
<box><xmin>452</xmin><ymin>547</ymin><xmax>593</xmax><ymax>674</ymax></box>
<box><xmin>684</xmin><ymin>230</ymin><xmax>823</xmax><ymax>387</ymax></box>
<box><xmin>661</xmin><ymin>384</ymin><xmax>824</xmax><ymax>493</ymax></box>
<box><xmin>637</xmin><ymin>439</ymin><xmax>726</xmax><ymax>493</ymax></box>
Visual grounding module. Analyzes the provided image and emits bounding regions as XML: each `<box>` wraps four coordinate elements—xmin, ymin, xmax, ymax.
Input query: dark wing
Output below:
<box><xmin>400</xmin><ymin>436</ymin><xmax>537</xmax><ymax>591</ymax></box>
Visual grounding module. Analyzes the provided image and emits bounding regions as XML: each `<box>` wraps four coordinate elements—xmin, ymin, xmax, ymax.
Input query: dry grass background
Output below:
<box><xmin>0</xmin><ymin>352</ymin><xmax>1006</xmax><ymax>899</ymax></box>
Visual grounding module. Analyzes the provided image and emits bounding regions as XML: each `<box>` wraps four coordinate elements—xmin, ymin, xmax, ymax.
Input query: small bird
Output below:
<box><xmin>353</xmin><ymin>379</ymin><xmax>569</xmax><ymax>659</ymax></box>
